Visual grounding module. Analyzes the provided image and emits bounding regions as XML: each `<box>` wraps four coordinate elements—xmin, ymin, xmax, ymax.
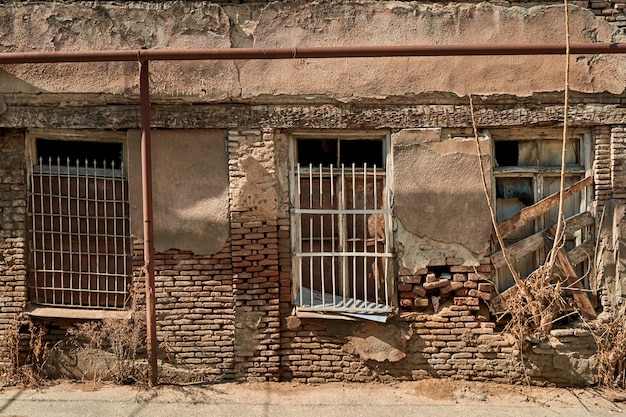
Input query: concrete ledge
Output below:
<box><xmin>24</xmin><ymin>304</ymin><xmax>131</xmax><ymax>320</ymax></box>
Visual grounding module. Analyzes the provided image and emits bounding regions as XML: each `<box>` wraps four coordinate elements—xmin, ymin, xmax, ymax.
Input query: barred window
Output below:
<box><xmin>27</xmin><ymin>131</ymin><xmax>131</xmax><ymax>310</ymax></box>
<box><xmin>291</xmin><ymin>133</ymin><xmax>393</xmax><ymax>319</ymax></box>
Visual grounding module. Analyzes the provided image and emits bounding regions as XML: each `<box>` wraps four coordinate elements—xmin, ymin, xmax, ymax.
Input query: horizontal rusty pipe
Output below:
<box><xmin>0</xmin><ymin>43</ymin><xmax>626</xmax><ymax>64</ymax></box>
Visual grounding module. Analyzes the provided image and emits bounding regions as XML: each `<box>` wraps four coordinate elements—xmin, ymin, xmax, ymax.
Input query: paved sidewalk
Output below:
<box><xmin>0</xmin><ymin>380</ymin><xmax>622</xmax><ymax>417</ymax></box>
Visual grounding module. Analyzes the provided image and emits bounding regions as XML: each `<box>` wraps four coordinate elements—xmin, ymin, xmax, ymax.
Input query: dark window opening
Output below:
<box><xmin>297</xmin><ymin>139</ymin><xmax>337</xmax><ymax>166</ymax></box>
<box><xmin>340</xmin><ymin>139</ymin><xmax>383</xmax><ymax>167</ymax></box>
<box><xmin>496</xmin><ymin>178</ymin><xmax>534</xmax><ymax>206</ymax></box>
<box><xmin>297</xmin><ymin>138</ymin><xmax>384</xmax><ymax>168</ymax></box>
<box><xmin>495</xmin><ymin>141</ymin><xmax>519</xmax><ymax>166</ymax></box>
<box><xmin>36</xmin><ymin>139</ymin><xmax>123</xmax><ymax>167</ymax></box>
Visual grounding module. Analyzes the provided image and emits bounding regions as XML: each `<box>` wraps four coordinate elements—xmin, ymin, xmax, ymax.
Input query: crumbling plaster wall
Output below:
<box><xmin>393</xmin><ymin>128</ymin><xmax>492</xmax><ymax>274</ymax></box>
<box><xmin>0</xmin><ymin>1</ymin><xmax>624</xmax><ymax>100</ymax></box>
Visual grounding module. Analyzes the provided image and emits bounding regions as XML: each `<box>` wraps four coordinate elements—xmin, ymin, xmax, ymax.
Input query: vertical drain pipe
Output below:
<box><xmin>140</xmin><ymin>58</ymin><xmax>158</xmax><ymax>386</ymax></box>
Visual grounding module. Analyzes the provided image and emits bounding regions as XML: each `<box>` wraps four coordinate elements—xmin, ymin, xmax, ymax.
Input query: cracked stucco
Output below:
<box><xmin>0</xmin><ymin>2</ymin><xmax>624</xmax><ymax>99</ymax></box>
<box><xmin>392</xmin><ymin>129</ymin><xmax>492</xmax><ymax>266</ymax></box>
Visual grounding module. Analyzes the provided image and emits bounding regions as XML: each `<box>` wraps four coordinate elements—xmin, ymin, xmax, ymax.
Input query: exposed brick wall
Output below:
<box><xmin>278</xmin><ymin>263</ymin><xmax>520</xmax><ymax>384</ymax></box>
<box><xmin>279</xmin><ymin>310</ymin><xmax>520</xmax><ymax>384</ymax></box>
<box><xmin>589</xmin><ymin>0</ymin><xmax>626</xmax><ymax>33</ymax></box>
<box><xmin>228</xmin><ymin>129</ymin><xmax>281</xmax><ymax>381</ymax></box>
<box><xmin>594</xmin><ymin>126</ymin><xmax>612</xmax><ymax>213</ymax></box>
<box><xmin>611</xmin><ymin>126</ymin><xmax>626</xmax><ymax>202</ymax></box>
<box><xmin>524</xmin><ymin>327</ymin><xmax>598</xmax><ymax>386</ymax></box>
<box><xmin>152</xmin><ymin>245</ymin><xmax>235</xmax><ymax>380</ymax></box>
<box><xmin>0</xmin><ymin>129</ymin><xmax>28</xmax><ymax>366</ymax></box>
<box><xmin>0</xmin><ymin>120</ymin><xmax>609</xmax><ymax>386</ymax></box>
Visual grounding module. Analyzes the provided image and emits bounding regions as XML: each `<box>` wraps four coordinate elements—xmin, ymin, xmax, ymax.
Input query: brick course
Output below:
<box><xmin>0</xmin><ymin>129</ymin><xmax>28</xmax><ymax>367</ymax></box>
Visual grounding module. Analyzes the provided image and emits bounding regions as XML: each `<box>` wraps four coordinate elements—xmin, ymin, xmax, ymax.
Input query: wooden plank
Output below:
<box><xmin>546</xmin><ymin>229</ymin><xmax>597</xmax><ymax>320</ymax></box>
<box><xmin>491</xmin><ymin>232</ymin><xmax>544</xmax><ymax>269</ymax></box>
<box><xmin>497</xmin><ymin>176</ymin><xmax>593</xmax><ymax>239</ymax></box>
<box><xmin>490</xmin><ymin>285</ymin><xmax>519</xmax><ymax>315</ymax></box>
<box><xmin>489</xmin><ymin>127</ymin><xmax>578</xmax><ymax>140</ymax></box>
<box><xmin>562</xmin><ymin>211</ymin><xmax>595</xmax><ymax>239</ymax></box>
<box><xmin>491</xmin><ymin>211</ymin><xmax>594</xmax><ymax>269</ymax></box>
<box><xmin>566</xmin><ymin>239</ymin><xmax>595</xmax><ymax>266</ymax></box>
<box><xmin>494</xmin><ymin>166</ymin><xmax>585</xmax><ymax>175</ymax></box>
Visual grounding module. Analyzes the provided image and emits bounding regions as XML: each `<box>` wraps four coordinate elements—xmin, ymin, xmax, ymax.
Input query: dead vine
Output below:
<box><xmin>67</xmin><ymin>287</ymin><xmax>147</xmax><ymax>385</ymax></box>
<box><xmin>1</xmin><ymin>317</ymin><xmax>54</xmax><ymax>388</ymax></box>
<box><xmin>591</xmin><ymin>310</ymin><xmax>626</xmax><ymax>388</ymax></box>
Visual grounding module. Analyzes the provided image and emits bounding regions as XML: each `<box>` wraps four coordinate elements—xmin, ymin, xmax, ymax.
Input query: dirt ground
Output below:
<box><xmin>0</xmin><ymin>378</ymin><xmax>624</xmax><ymax>417</ymax></box>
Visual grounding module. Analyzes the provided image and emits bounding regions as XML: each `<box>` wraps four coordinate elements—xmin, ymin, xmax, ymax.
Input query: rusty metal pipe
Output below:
<box><xmin>1</xmin><ymin>43</ymin><xmax>626</xmax><ymax>64</ymax></box>
<box><xmin>140</xmin><ymin>60</ymin><xmax>158</xmax><ymax>387</ymax></box>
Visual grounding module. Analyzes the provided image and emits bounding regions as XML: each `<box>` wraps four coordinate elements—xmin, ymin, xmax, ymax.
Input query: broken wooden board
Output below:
<box><xmin>489</xmin><ymin>285</ymin><xmax>518</xmax><ymax>316</ymax></box>
<box><xmin>546</xmin><ymin>228</ymin><xmax>597</xmax><ymax>320</ymax></box>
<box><xmin>491</xmin><ymin>232</ymin><xmax>544</xmax><ymax>269</ymax></box>
<box><xmin>566</xmin><ymin>239</ymin><xmax>595</xmax><ymax>267</ymax></box>
<box><xmin>497</xmin><ymin>176</ymin><xmax>592</xmax><ymax>239</ymax></box>
<box><xmin>491</xmin><ymin>211</ymin><xmax>595</xmax><ymax>269</ymax></box>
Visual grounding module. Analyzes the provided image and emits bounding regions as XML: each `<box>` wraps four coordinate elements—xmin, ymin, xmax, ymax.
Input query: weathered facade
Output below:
<box><xmin>1</xmin><ymin>0</ymin><xmax>626</xmax><ymax>386</ymax></box>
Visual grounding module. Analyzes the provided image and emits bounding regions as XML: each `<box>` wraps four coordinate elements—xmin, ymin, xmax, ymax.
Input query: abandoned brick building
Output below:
<box><xmin>1</xmin><ymin>0</ymin><xmax>626</xmax><ymax>386</ymax></box>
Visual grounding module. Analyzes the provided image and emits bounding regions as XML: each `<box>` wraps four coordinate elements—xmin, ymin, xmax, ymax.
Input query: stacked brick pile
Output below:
<box><xmin>399</xmin><ymin>266</ymin><xmax>493</xmax><ymax>317</ymax></box>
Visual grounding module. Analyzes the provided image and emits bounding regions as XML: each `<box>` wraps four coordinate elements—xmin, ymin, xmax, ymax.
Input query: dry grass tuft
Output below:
<box><xmin>502</xmin><ymin>263</ymin><xmax>567</xmax><ymax>345</ymax></box>
<box><xmin>594</xmin><ymin>312</ymin><xmax>626</xmax><ymax>388</ymax></box>
<box><xmin>67</xmin><ymin>308</ymin><xmax>147</xmax><ymax>385</ymax></box>
<box><xmin>0</xmin><ymin>317</ymin><xmax>53</xmax><ymax>388</ymax></box>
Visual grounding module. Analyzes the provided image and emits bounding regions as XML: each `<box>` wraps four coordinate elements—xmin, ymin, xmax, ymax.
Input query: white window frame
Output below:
<box><xmin>26</xmin><ymin>129</ymin><xmax>131</xmax><ymax>310</ymax></box>
<box><xmin>289</xmin><ymin>130</ymin><xmax>394</xmax><ymax>316</ymax></box>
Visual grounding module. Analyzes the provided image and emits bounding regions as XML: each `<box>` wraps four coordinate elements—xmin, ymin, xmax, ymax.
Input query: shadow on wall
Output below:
<box><xmin>0</xmin><ymin>68</ymin><xmax>44</xmax><ymax>94</ymax></box>
<box><xmin>128</xmin><ymin>129</ymin><xmax>230</xmax><ymax>256</ymax></box>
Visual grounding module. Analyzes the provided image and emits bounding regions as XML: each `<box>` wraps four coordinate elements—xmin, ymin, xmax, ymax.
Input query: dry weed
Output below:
<box><xmin>594</xmin><ymin>312</ymin><xmax>626</xmax><ymax>388</ymax></box>
<box><xmin>502</xmin><ymin>263</ymin><xmax>567</xmax><ymax>345</ymax></box>
<box><xmin>67</xmin><ymin>309</ymin><xmax>147</xmax><ymax>385</ymax></box>
<box><xmin>1</xmin><ymin>317</ymin><xmax>53</xmax><ymax>388</ymax></box>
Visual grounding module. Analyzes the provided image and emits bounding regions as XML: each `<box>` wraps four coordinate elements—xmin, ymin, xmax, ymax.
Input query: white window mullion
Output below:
<box><xmin>340</xmin><ymin>163</ymin><xmax>348</xmax><ymax>304</ymax></box>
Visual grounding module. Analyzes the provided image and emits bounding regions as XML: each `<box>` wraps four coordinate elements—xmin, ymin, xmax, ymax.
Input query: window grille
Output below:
<box><xmin>292</xmin><ymin>137</ymin><xmax>393</xmax><ymax>314</ymax></box>
<box><xmin>28</xmin><ymin>140</ymin><xmax>131</xmax><ymax>310</ymax></box>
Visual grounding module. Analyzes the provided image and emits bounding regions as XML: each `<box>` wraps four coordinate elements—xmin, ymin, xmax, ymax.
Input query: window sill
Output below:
<box><xmin>295</xmin><ymin>309</ymin><xmax>361</xmax><ymax>321</ymax></box>
<box><xmin>295</xmin><ymin>307</ymin><xmax>391</xmax><ymax>323</ymax></box>
<box><xmin>24</xmin><ymin>304</ymin><xmax>131</xmax><ymax>320</ymax></box>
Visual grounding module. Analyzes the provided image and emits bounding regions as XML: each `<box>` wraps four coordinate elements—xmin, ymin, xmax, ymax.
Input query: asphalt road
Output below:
<box><xmin>0</xmin><ymin>380</ymin><xmax>622</xmax><ymax>417</ymax></box>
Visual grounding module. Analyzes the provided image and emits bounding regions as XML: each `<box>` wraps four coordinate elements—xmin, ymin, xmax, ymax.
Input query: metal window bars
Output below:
<box><xmin>293</xmin><ymin>162</ymin><xmax>393</xmax><ymax>314</ymax></box>
<box><xmin>29</xmin><ymin>156</ymin><xmax>131</xmax><ymax>310</ymax></box>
